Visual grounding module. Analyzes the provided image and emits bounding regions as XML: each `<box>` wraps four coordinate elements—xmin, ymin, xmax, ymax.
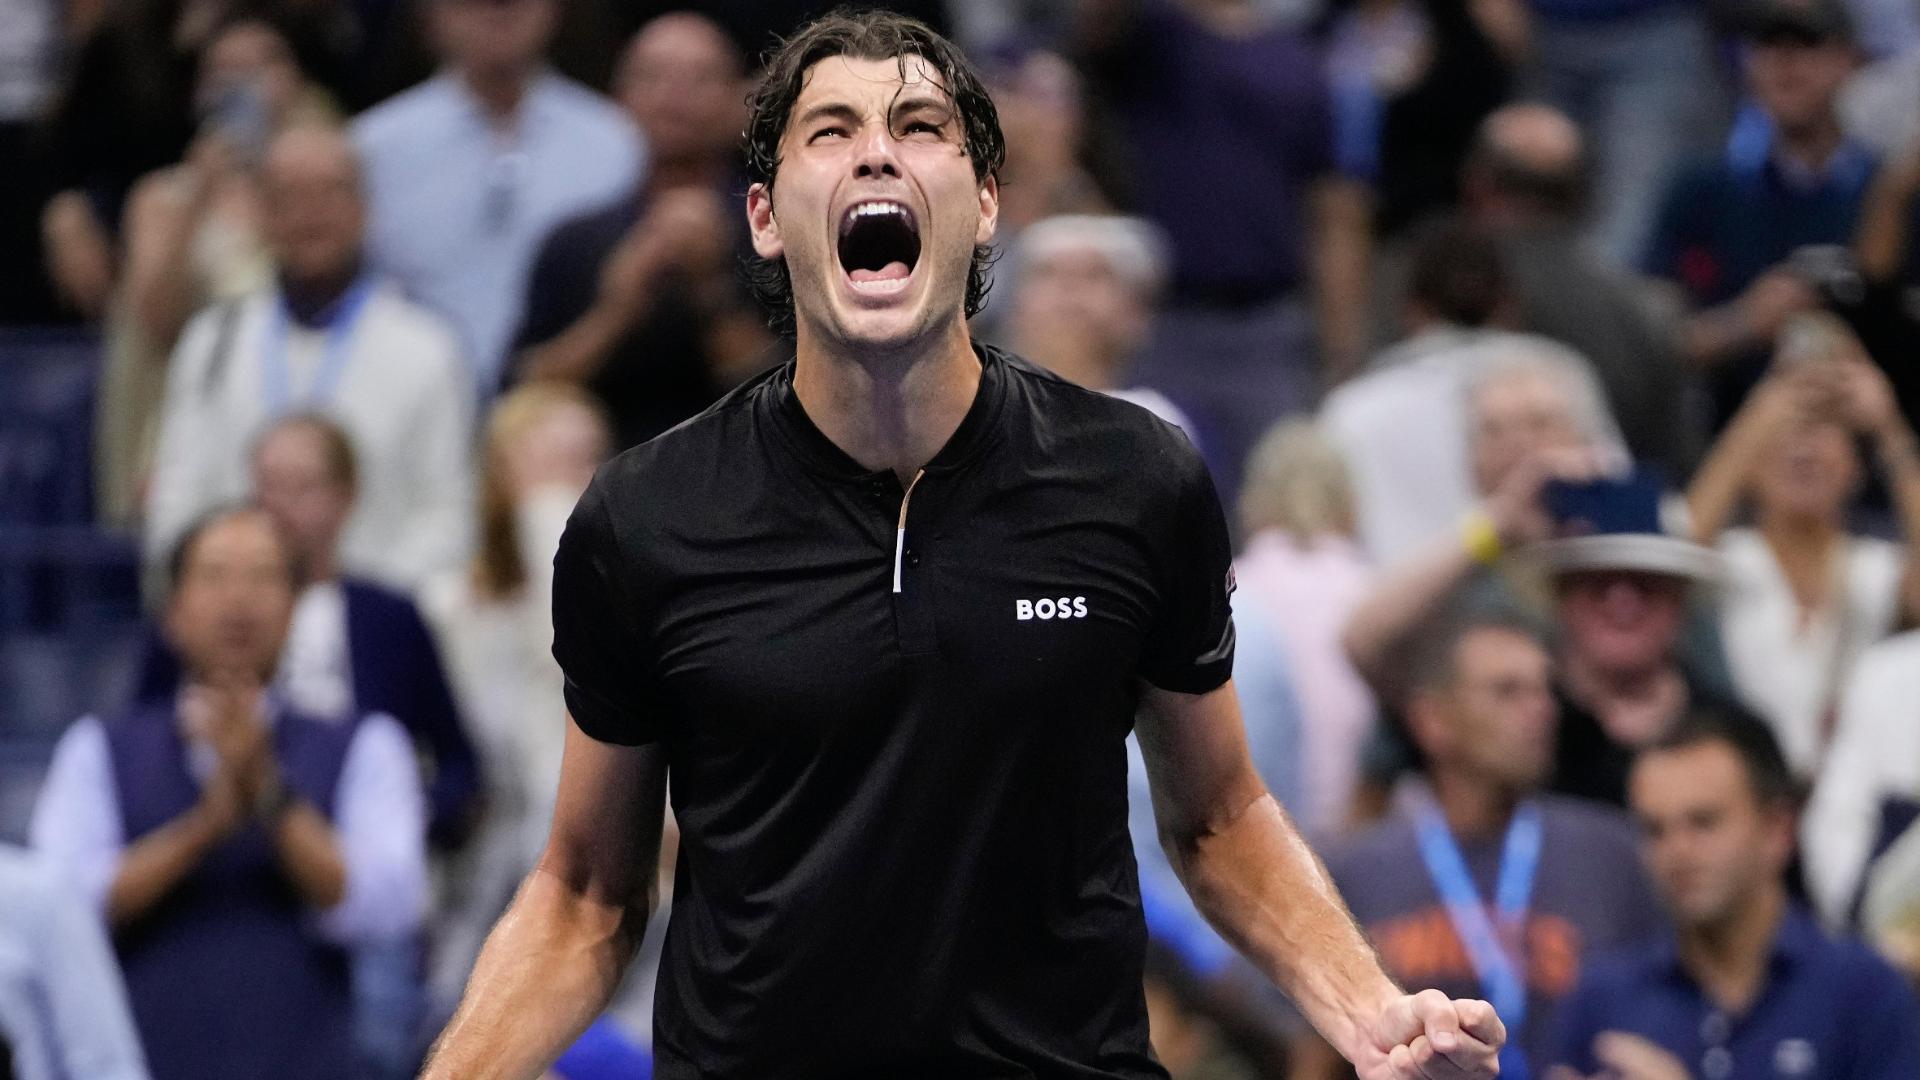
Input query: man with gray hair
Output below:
<box><xmin>1323</xmin><ymin>221</ymin><xmax>1624</xmax><ymax>565</ymax></box>
<box><xmin>1005</xmin><ymin>213</ymin><xmax>1197</xmax><ymax>442</ymax></box>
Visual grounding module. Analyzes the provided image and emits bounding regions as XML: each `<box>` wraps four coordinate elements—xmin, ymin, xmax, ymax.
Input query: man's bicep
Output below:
<box><xmin>540</xmin><ymin>719</ymin><xmax>668</xmax><ymax>914</ymax></box>
<box><xmin>1135</xmin><ymin>680</ymin><xmax>1269</xmax><ymax>844</ymax></box>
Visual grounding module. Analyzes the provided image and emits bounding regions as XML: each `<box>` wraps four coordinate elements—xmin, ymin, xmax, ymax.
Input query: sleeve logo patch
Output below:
<box><xmin>1015</xmin><ymin>596</ymin><xmax>1089</xmax><ymax>620</ymax></box>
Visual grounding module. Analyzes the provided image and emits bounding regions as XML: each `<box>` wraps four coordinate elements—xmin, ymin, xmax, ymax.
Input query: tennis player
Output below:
<box><xmin>423</xmin><ymin>11</ymin><xmax>1505</xmax><ymax>1079</ymax></box>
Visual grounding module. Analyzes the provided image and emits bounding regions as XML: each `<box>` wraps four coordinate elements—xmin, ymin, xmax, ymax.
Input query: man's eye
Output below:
<box><xmin>809</xmin><ymin>127</ymin><xmax>847</xmax><ymax>143</ymax></box>
<box><xmin>902</xmin><ymin>121</ymin><xmax>943</xmax><ymax>137</ymax></box>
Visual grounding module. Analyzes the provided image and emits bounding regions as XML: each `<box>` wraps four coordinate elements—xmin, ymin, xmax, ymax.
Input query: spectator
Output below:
<box><xmin>95</xmin><ymin>17</ymin><xmax>334</xmax><ymax>526</ymax></box>
<box><xmin>1686</xmin><ymin>345</ymin><xmax>1920</xmax><ymax>777</ymax></box>
<box><xmin>1325</xmin><ymin>225</ymin><xmax>1621</xmax><ymax>564</ymax></box>
<box><xmin>970</xmin><ymin>42</ymin><xmax>1115</xmax><ymax>340</ymax></box>
<box><xmin>1291</xmin><ymin>614</ymin><xmax>1664</xmax><ymax>1080</ymax></box>
<box><xmin>1327</xmin><ymin>0</ymin><xmax>1517</xmax><ymax>242</ymax></box>
<box><xmin>419</xmin><ymin>382</ymin><xmax>611</xmax><ymax>1010</ymax></box>
<box><xmin>1073</xmin><ymin>0</ymin><xmax>1372</xmax><ymax>499</ymax></box>
<box><xmin>0</xmin><ymin>844</ymin><xmax>149</xmax><ymax>1080</ymax></box>
<box><xmin>1233</xmin><ymin>419</ymin><xmax>1377</xmax><ymax>839</ymax></box>
<box><xmin>1536</xmin><ymin>496</ymin><xmax>1738</xmax><ymax>807</ymax></box>
<box><xmin>1522</xmin><ymin>0</ymin><xmax>1721</xmax><ymax>269</ymax></box>
<box><xmin>1803</xmin><ymin>568</ymin><xmax>1920</xmax><ymax>930</ymax></box>
<box><xmin>1006</xmin><ymin>214</ymin><xmax>1197</xmax><ymax>439</ymax></box>
<box><xmin>1643</xmin><ymin>0</ymin><xmax>1874</xmax><ymax>427</ymax></box>
<box><xmin>1456</xmin><ymin>105</ymin><xmax>1692</xmax><ymax>472</ymax></box>
<box><xmin>512</xmin><ymin>12</ymin><xmax>768</xmax><ymax>450</ymax></box>
<box><xmin>1550</xmin><ymin>711</ymin><xmax>1920</xmax><ymax>1080</ymax></box>
<box><xmin>144</xmin><ymin>125</ymin><xmax>474</xmax><ymax>596</ymax></box>
<box><xmin>1326</xmin><ymin>282</ymin><xmax>1625</xmax><ymax>565</ymax></box>
<box><xmin>37</xmin><ymin>0</ymin><xmax>208</xmax><ymax>321</ymax></box>
<box><xmin>29</xmin><ymin>507</ymin><xmax>428</xmax><ymax>1080</ymax></box>
<box><xmin>352</xmin><ymin>0</ymin><xmax>643</xmax><ymax>393</ymax></box>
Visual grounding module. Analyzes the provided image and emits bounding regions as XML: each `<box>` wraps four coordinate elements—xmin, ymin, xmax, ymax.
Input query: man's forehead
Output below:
<box><xmin>792</xmin><ymin>53</ymin><xmax>955</xmax><ymax>113</ymax></box>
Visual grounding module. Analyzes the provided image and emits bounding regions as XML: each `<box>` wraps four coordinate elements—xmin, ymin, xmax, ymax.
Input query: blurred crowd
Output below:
<box><xmin>6</xmin><ymin>0</ymin><xmax>1920</xmax><ymax>1077</ymax></box>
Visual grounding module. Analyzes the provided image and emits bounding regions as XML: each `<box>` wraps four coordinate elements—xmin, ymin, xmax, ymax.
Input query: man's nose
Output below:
<box><xmin>852</xmin><ymin>124</ymin><xmax>903</xmax><ymax>180</ymax></box>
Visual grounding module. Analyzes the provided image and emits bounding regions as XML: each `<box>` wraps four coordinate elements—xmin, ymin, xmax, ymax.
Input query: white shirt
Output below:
<box><xmin>279</xmin><ymin>581</ymin><xmax>353</xmax><ymax>722</ymax></box>
<box><xmin>353</xmin><ymin>71</ymin><xmax>644</xmax><ymax>390</ymax></box>
<box><xmin>143</xmin><ymin>280</ymin><xmax>475</xmax><ymax>595</ymax></box>
<box><xmin>1803</xmin><ymin>632</ymin><xmax>1920</xmax><ymax>925</ymax></box>
<box><xmin>1718</xmin><ymin>527</ymin><xmax>1904</xmax><ymax>777</ymax></box>
<box><xmin>28</xmin><ymin>705</ymin><xmax>429</xmax><ymax>946</ymax></box>
<box><xmin>1320</xmin><ymin>329</ymin><xmax>1498</xmax><ymax>565</ymax></box>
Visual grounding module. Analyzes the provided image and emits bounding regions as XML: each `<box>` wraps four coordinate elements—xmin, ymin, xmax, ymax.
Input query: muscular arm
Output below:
<box><xmin>422</xmin><ymin>720</ymin><xmax>668</xmax><ymax>1080</ymax></box>
<box><xmin>1136</xmin><ymin>681</ymin><xmax>1394</xmax><ymax>1061</ymax></box>
<box><xmin>1137</xmin><ymin>681</ymin><xmax>1502</xmax><ymax>1078</ymax></box>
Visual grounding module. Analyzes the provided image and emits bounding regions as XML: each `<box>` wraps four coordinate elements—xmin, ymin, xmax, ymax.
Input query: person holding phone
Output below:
<box><xmin>1684</xmin><ymin>330</ymin><xmax>1920</xmax><ymax>780</ymax></box>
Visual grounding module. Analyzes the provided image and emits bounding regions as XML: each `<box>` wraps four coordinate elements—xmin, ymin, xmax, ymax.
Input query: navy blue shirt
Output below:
<box><xmin>1642</xmin><ymin>119</ymin><xmax>1877</xmax><ymax>308</ymax></box>
<box><xmin>1551</xmin><ymin>906</ymin><xmax>1920</xmax><ymax>1079</ymax></box>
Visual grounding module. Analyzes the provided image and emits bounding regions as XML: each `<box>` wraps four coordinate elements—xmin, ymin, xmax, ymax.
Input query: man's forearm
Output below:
<box><xmin>1170</xmin><ymin>792</ymin><xmax>1397</xmax><ymax>1063</ymax></box>
<box><xmin>422</xmin><ymin>866</ymin><xmax>651</xmax><ymax>1080</ymax></box>
<box><xmin>108</xmin><ymin>804</ymin><xmax>225</xmax><ymax>927</ymax></box>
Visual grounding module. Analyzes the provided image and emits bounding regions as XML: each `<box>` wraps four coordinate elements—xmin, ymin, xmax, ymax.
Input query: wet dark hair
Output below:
<box><xmin>741</xmin><ymin>7</ymin><xmax>1006</xmax><ymax>338</ymax></box>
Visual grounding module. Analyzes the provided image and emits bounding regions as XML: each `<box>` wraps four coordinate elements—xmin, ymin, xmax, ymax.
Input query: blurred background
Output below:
<box><xmin>5</xmin><ymin>0</ymin><xmax>1920</xmax><ymax>1077</ymax></box>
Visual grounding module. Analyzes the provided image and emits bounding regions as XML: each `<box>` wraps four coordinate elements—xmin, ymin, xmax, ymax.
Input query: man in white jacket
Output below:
<box><xmin>144</xmin><ymin>125</ymin><xmax>473</xmax><ymax>596</ymax></box>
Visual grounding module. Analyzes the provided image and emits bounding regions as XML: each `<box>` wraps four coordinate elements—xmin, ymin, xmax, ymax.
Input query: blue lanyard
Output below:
<box><xmin>1412</xmin><ymin>796</ymin><xmax>1543</xmax><ymax>1080</ymax></box>
<box><xmin>263</xmin><ymin>278</ymin><xmax>376</xmax><ymax>415</ymax></box>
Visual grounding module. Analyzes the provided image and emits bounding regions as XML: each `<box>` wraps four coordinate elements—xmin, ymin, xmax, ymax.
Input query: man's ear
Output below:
<box><xmin>747</xmin><ymin>182</ymin><xmax>783</xmax><ymax>260</ymax></box>
<box><xmin>1405</xmin><ymin>689</ymin><xmax>1451</xmax><ymax>764</ymax></box>
<box><xmin>975</xmin><ymin>173</ymin><xmax>999</xmax><ymax>247</ymax></box>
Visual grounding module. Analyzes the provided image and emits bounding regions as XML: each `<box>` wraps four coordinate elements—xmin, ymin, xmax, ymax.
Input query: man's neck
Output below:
<box><xmin>1561</xmin><ymin>653</ymin><xmax>1687</xmax><ymax>745</ymax></box>
<box><xmin>1774</xmin><ymin>119</ymin><xmax>1846</xmax><ymax>178</ymax></box>
<box><xmin>1429</xmin><ymin>769</ymin><xmax>1521</xmax><ymax>839</ymax></box>
<box><xmin>792</xmin><ymin>319</ymin><xmax>980</xmax><ymax>483</ymax></box>
<box><xmin>296</xmin><ymin>552</ymin><xmax>340</xmax><ymax>590</ymax></box>
<box><xmin>281</xmin><ymin>264</ymin><xmax>360</xmax><ymax>325</ymax></box>
<box><xmin>460</xmin><ymin>65</ymin><xmax>534</xmax><ymax>125</ymax></box>
<box><xmin>1679</xmin><ymin>884</ymin><xmax>1787</xmax><ymax>1012</ymax></box>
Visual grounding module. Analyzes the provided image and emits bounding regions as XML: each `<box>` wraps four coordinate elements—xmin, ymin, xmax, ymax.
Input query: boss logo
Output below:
<box><xmin>1015</xmin><ymin>596</ymin><xmax>1088</xmax><ymax>620</ymax></box>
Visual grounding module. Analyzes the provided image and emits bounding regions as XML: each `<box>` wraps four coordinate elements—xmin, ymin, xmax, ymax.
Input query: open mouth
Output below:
<box><xmin>838</xmin><ymin>200</ymin><xmax>921</xmax><ymax>291</ymax></box>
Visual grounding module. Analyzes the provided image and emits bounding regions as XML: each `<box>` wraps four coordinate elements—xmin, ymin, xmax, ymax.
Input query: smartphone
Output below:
<box><xmin>201</xmin><ymin>83</ymin><xmax>273</xmax><ymax>166</ymax></box>
<box><xmin>1541</xmin><ymin>468</ymin><xmax>1666</xmax><ymax>538</ymax></box>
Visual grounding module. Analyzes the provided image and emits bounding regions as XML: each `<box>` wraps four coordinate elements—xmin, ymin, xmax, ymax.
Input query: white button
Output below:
<box><xmin>1699</xmin><ymin>1011</ymin><xmax>1731</xmax><ymax>1045</ymax></box>
<box><xmin>1701</xmin><ymin>1046</ymin><xmax>1733</xmax><ymax>1080</ymax></box>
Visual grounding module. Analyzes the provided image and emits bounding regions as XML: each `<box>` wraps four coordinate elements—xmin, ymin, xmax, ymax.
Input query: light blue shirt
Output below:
<box><xmin>0</xmin><ymin>845</ymin><xmax>150</xmax><ymax>1080</ymax></box>
<box><xmin>352</xmin><ymin>70</ymin><xmax>645</xmax><ymax>392</ymax></box>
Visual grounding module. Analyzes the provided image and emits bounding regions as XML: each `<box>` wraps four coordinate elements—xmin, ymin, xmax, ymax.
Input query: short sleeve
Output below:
<box><xmin>551</xmin><ymin>478</ymin><xmax>662</xmax><ymax>745</ymax></box>
<box><xmin>1138</xmin><ymin>441</ymin><xmax>1237</xmax><ymax>694</ymax></box>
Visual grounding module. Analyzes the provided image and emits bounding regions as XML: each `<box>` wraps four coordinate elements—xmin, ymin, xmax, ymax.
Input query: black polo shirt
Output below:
<box><xmin>552</xmin><ymin>342</ymin><xmax>1236</xmax><ymax>1078</ymax></box>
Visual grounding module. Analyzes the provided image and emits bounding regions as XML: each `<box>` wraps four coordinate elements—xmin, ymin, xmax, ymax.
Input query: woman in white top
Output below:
<box><xmin>419</xmin><ymin>382</ymin><xmax>612</xmax><ymax>1008</ymax></box>
<box><xmin>1686</xmin><ymin>337</ymin><xmax>1920</xmax><ymax>778</ymax></box>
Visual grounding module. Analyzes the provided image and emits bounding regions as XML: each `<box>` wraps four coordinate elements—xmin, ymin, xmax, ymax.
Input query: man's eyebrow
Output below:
<box><xmin>890</xmin><ymin>95</ymin><xmax>955</xmax><ymax>121</ymax></box>
<box><xmin>793</xmin><ymin>101</ymin><xmax>863</xmax><ymax>129</ymax></box>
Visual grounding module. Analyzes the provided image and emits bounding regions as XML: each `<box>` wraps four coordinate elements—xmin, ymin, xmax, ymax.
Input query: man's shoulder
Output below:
<box><xmin>993</xmin><ymin>346</ymin><xmax>1204</xmax><ymax>476</ymax></box>
<box><xmin>1537</xmin><ymin>793</ymin><xmax>1640</xmax><ymax>850</ymax></box>
<box><xmin>351</xmin><ymin>76</ymin><xmax>455</xmax><ymax>149</ymax></box>
<box><xmin>587</xmin><ymin>364</ymin><xmax>780</xmax><ymax>495</ymax></box>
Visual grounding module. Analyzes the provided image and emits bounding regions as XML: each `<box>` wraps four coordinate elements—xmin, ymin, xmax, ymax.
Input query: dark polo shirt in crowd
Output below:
<box><xmin>552</xmin><ymin>342</ymin><xmax>1237</xmax><ymax>1078</ymax></box>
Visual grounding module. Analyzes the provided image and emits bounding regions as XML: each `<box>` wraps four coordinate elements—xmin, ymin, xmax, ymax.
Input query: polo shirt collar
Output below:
<box><xmin>769</xmin><ymin>340</ymin><xmax>1009</xmax><ymax>482</ymax></box>
<box><xmin>1725</xmin><ymin>106</ymin><xmax>1875</xmax><ymax>196</ymax></box>
<box><xmin>1653</xmin><ymin>901</ymin><xmax>1823</xmax><ymax>988</ymax></box>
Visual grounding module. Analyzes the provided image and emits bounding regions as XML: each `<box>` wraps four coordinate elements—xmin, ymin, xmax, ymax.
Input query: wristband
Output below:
<box><xmin>1461</xmin><ymin>510</ymin><xmax>1504</xmax><ymax>567</ymax></box>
